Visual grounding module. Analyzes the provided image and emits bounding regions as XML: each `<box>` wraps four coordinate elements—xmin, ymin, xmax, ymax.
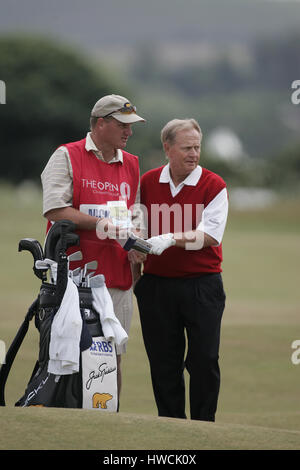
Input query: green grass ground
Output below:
<box><xmin>0</xmin><ymin>184</ymin><xmax>300</xmax><ymax>450</ymax></box>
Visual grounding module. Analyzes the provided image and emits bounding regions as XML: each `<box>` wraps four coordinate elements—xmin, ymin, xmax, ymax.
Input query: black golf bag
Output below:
<box><xmin>0</xmin><ymin>220</ymin><xmax>118</xmax><ymax>411</ymax></box>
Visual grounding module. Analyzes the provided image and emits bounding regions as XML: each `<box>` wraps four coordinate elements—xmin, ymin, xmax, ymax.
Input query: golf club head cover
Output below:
<box><xmin>18</xmin><ymin>238</ymin><xmax>46</xmax><ymax>281</ymax></box>
<box><xmin>55</xmin><ymin>221</ymin><xmax>75</xmax><ymax>305</ymax></box>
<box><xmin>54</xmin><ymin>233</ymin><xmax>80</xmax><ymax>262</ymax></box>
<box><xmin>44</xmin><ymin>219</ymin><xmax>77</xmax><ymax>261</ymax></box>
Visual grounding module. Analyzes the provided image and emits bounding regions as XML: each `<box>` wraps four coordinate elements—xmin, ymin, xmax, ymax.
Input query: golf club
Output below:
<box><xmin>84</xmin><ymin>271</ymin><xmax>96</xmax><ymax>287</ymax></box>
<box><xmin>70</xmin><ymin>267</ymin><xmax>82</xmax><ymax>286</ymax></box>
<box><xmin>89</xmin><ymin>274</ymin><xmax>105</xmax><ymax>288</ymax></box>
<box><xmin>81</xmin><ymin>260</ymin><xmax>98</xmax><ymax>287</ymax></box>
<box><xmin>35</xmin><ymin>259</ymin><xmax>57</xmax><ymax>284</ymax></box>
<box><xmin>123</xmin><ymin>232</ymin><xmax>152</xmax><ymax>254</ymax></box>
<box><xmin>68</xmin><ymin>251</ymin><xmax>83</xmax><ymax>263</ymax></box>
<box><xmin>67</xmin><ymin>251</ymin><xmax>83</xmax><ymax>273</ymax></box>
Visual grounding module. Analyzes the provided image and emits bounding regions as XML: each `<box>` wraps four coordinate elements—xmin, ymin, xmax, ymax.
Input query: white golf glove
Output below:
<box><xmin>146</xmin><ymin>233</ymin><xmax>176</xmax><ymax>255</ymax></box>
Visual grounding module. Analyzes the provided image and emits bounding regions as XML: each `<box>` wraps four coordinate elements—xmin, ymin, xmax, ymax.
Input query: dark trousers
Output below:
<box><xmin>134</xmin><ymin>273</ymin><xmax>226</xmax><ymax>421</ymax></box>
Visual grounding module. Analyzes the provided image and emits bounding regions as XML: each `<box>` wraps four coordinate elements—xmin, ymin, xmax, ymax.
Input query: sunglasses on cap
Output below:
<box><xmin>104</xmin><ymin>103</ymin><xmax>137</xmax><ymax>118</ymax></box>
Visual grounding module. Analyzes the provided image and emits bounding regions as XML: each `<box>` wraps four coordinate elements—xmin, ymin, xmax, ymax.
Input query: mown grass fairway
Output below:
<box><xmin>0</xmin><ymin>184</ymin><xmax>300</xmax><ymax>450</ymax></box>
<box><xmin>1</xmin><ymin>407</ymin><xmax>300</xmax><ymax>450</ymax></box>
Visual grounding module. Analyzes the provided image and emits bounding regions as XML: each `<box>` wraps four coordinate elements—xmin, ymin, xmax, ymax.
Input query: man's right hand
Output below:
<box><xmin>146</xmin><ymin>233</ymin><xmax>176</xmax><ymax>255</ymax></box>
<box><xmin>96</xmin><ymin>218</ymin><xmax>124</xmax><ymax>239</ymax></box>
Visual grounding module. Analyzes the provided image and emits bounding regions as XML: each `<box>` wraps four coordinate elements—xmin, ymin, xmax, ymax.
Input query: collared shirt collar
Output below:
<box><xmin>85</xmin><ymin>132</ymin><xmax>123</xmax><ymax>163</ymax></box>
<box><xmin>159</xmin><ymin>163</ymin><xmax>202</xmax><ymax>186</ymax></box>
<box><xmin>159</xmin><ymin>163</ymin><xmax>202</xmax><ymax>197</ymax></box>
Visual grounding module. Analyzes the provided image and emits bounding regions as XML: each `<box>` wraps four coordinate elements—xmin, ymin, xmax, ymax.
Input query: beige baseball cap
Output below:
<box><xmin>91</xmin><ymin>94</ymin><xmax>146</xmax><ymax>123</ymax></box>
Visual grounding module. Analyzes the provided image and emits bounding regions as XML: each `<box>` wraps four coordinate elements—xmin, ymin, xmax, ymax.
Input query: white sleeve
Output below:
<box><xmin>196</xmin><ymin>187</ymin><xmax>228</xmax><ymax>245</ymax></box>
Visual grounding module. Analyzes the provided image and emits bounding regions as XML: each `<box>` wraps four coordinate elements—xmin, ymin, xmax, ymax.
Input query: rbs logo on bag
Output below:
<box><xmin>90</xmin><ymin>340</ymin><xmax>113</xmax><ymax>354</ymax></box>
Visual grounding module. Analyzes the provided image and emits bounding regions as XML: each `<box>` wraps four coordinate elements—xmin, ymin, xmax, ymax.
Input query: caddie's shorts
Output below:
<box><xmin>108</xmin><ymin>287</ymin><xmax>133</xmax><ymax>355</ymax></box>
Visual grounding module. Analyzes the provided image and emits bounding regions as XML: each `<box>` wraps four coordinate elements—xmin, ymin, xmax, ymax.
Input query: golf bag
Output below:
<box><xmin>0</xmin><ymin>220</ymin><xmax>119</xmax><ymax>411</ymax></box>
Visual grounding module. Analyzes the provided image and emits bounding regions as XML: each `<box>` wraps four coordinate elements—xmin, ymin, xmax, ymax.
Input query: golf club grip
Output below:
<box><xmin>123</xmin><ymin>235</ymin><xmax>152</xmax><ymax>254</ymax></box>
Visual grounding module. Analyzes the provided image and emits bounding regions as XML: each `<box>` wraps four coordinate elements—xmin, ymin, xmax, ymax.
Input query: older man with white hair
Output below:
<box><xmin>134</xmin><ymin>118</ymin><xmax>228</xmax><ymax>422</ymax></box>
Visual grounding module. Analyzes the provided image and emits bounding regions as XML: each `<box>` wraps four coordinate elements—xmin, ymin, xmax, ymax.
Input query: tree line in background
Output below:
<box><xmin>133</xmin><ymin>33</ymin><xmax>300</xmax><ymax>94</ymax></box>
<box><xmin>0</xmin><ymin>33</ymin><xmax>299</xmax><ymax>194</ymax></box>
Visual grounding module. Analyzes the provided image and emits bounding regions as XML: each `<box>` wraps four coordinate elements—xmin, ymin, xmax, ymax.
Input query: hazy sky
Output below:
<box><xmin>0</xmin><ymin>0</ymin><xmax>300</xmax><ymax>52</ymax></box>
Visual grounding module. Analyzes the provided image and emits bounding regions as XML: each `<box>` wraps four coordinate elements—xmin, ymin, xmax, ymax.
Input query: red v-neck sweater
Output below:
<box><xmin>140</xmin><ymin>166</ymin><xmax>226</xmax><ymax>278</ymax></box>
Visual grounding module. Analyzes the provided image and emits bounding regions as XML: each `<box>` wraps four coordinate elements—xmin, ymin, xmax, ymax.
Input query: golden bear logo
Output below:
<box><xmin>92</xmin><ymin>393</ymin><xmax>113</xmax><ymax>409</ymax></box>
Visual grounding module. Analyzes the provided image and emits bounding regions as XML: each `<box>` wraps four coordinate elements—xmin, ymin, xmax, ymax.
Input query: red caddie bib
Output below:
<box><xmin>47</xmin><ymin>138</ymin><xmax>140</xmax><ymax>290</ymax></box>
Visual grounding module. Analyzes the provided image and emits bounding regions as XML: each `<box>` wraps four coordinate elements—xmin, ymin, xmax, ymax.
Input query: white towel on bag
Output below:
<box><xmin>92</xmin><ymin>285</ymin><xmax>128</xmax><ymax>347</ymax></box>
<box><xmin>35</xmin><ymin>259</ymin><xmax>127</xmax><ymax>371</ymax></box>
<box><xmin>48</xmin><ymin>277</ymin><xmax>82</xmax><ymax>375</ymax></box>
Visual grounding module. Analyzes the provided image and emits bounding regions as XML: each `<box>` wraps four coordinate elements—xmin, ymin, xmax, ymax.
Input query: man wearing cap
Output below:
<box><xmin>41</xmin><ymin>94</ymin><xmax>146</xmax><ymax>402</ymax></box>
